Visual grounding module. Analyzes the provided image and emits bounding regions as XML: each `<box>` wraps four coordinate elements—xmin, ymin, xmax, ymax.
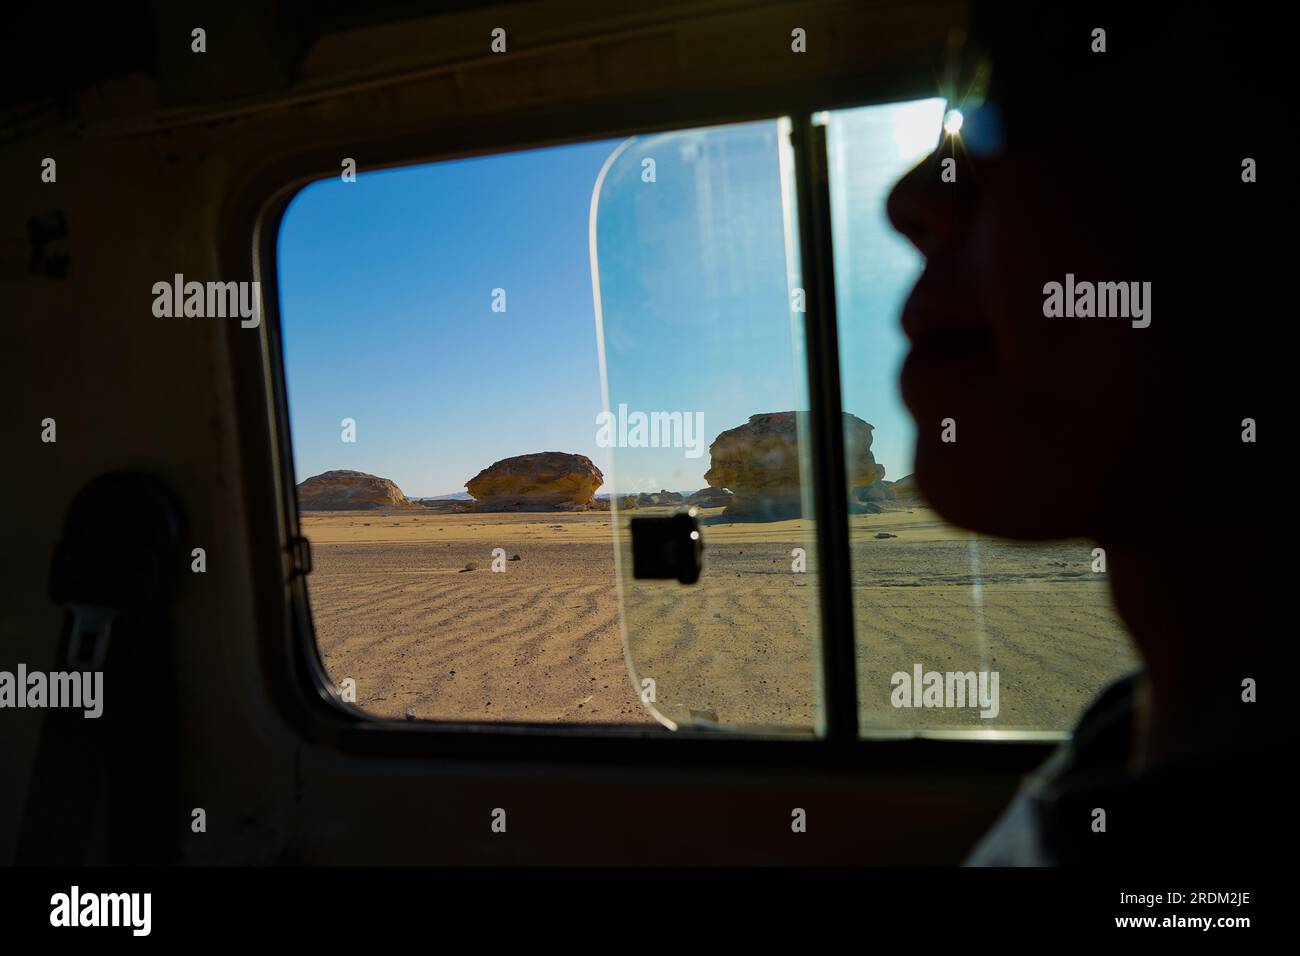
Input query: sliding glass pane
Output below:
<box><xmin>825</xmin><ymin>99</ymin><xmax>1138</xmax><ymax>734</ymax></box>
<box><xmin>591</xmin><ymin>119</ymin><xmax>823</xmax><ymax>734</ymax></box>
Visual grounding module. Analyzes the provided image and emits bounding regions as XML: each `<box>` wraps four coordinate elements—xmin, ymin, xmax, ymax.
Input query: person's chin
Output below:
<box><xmin>905</xmin><ymin>400</ymin><xmax>1045</xmax><ymax>541</ymax></box>
<box><xmin>913</xmin><ymin>436</ymin><xmax>1089</xmax><ymax>541</ymax></box>
<box><xmin>911</xmin><ymin>439</ymin><xmax>998</xmax><ymax>534</ymax></box>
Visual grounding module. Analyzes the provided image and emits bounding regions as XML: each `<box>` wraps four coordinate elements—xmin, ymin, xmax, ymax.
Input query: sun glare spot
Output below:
<box><xmin>889</xmin><ymin>98</ymin><xmax>947</xmax><ymax>160</ymax></box>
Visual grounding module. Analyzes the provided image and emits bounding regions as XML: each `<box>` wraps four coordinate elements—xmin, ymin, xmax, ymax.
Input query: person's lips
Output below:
<box><xmin>900</xmin><ymin>290</ymin><xmax>995</xmax><ymax>361</ymax></box>
<box><xmin>898</xmin><ymin>276</ymin><xmax>996</xmax><ymax>410</ymax></box>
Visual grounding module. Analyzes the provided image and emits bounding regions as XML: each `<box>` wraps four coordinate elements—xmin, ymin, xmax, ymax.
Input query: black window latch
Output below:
<box><xmin>630</xmin><ymin>512</ymin><xmax>703</xmax><ymax>585</ymax></box>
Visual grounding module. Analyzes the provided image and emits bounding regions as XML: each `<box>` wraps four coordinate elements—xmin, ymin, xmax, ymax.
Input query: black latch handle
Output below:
<box><xmin>630</xmin><ymin>511</ymin><xmax>704</xmax><ymax>585</ymax></box>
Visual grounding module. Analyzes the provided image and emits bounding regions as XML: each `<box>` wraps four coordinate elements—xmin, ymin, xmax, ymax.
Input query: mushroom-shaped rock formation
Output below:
<box><xmin>465</xmin><ymin>452</ymin><xmax>604</xmax><ymax>511</ymax></box>
<box><xmin>704</xmin><ymin>412</ymin><xmax>883</xmax><ymax>518</ymax></box>
<box><xmin>297</xmin><ymin>470</ymin><xmax>415</xmax><ymax>510</ymax></box>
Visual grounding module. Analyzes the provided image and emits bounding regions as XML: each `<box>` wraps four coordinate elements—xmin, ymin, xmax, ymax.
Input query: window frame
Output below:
<box><xmin>225</xmin><ymin>81</ymin><xmax>1066</xmax><ymax>771</ymax></box>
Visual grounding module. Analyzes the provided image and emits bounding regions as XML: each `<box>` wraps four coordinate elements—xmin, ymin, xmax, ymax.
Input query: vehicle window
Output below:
<box><xmin>275</xmin><ymin>101</ymin><xmax>1136</xmax><ymax>736</ymax></box>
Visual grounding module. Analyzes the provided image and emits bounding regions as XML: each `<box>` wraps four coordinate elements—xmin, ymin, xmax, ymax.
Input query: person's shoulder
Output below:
<box><xmin>964</xmin><ymin>672</ymin><xmax>1140</xmax><ymax>867</ymax></box>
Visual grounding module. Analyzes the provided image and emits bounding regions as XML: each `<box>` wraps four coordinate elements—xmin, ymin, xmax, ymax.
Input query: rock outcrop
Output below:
<box><xmin>887</xmin><ymin>473</ymin><xmax>926</xmax><ymax>507</ymax></box>
<box><xmin>704</xmin><ymin>412</ymin><xmax>884</xmax><ymax>518</ymax></box>
<box><xmin>635</xmin><ymin>489</ymin><xmax>686</xmax><ymax>507</ymax></box>
<box><xmin>465</xmin><ymin>452</ymin><xmax>603</xmax><ymax>511</ymax></box>
<box><xmin>850</xmin><ymin>474</ymin><xmax>927</xmax><ymax>512</ymax></box>
<box><xmin>889</xmin><ymin>474</ymin><xmax>921</xmax><ymax>499</ymax></box>
<box><xmin>858</xmin><ymin>479</ymin><xmax>895</xmax><ymax>502</ymax></box>
<box><xmin>416</xmin><ymin>498</ymin><xmax>472</xmax><ymax>513</ymax></box>
<box><xmin>297</xmin><ymin>470</ymin><xmax>414</xmax><ymax>510</ymax></box>
<box><xmin>686</xmin><ymin>487</ymin><xmax>734</xmax><ymax>509</ymax></box>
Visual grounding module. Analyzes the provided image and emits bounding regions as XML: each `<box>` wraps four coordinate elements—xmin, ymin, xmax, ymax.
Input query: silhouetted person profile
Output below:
<box><xmin>885</xmin><ymin>4</ymin><xmax>1284</xmax><ymax>865</ymax></box>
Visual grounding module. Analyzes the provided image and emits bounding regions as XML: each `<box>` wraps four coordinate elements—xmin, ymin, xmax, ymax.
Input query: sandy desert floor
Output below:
<box><xmin>303</xmin><ymin>506</ymin><xmax>1138</xmax><ymax>733</ymax></box>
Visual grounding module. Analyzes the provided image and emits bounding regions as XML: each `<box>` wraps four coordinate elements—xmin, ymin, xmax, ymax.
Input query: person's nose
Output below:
<box><xmin>886</xmin><ymin>150</ymin><xmax>961</xmax><ymax>259</ymax></box>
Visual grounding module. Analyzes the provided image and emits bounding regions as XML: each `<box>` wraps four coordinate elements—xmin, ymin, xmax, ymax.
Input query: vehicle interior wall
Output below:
<box><xmin>1</xmin><ymin>0</ymin><xmax>1054</xmax><ymax>865</ymax></box>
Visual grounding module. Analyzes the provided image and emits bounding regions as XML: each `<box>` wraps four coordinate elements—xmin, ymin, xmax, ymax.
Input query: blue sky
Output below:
<box><xmin>830</xmin><ymin>98</ymin><xmax>948</xmax><ymax>483</ymax></box>
<box><xmin>277</xmin><ymin>101</ymin><xmax>942</xmax><ymax>497</ymax></box>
